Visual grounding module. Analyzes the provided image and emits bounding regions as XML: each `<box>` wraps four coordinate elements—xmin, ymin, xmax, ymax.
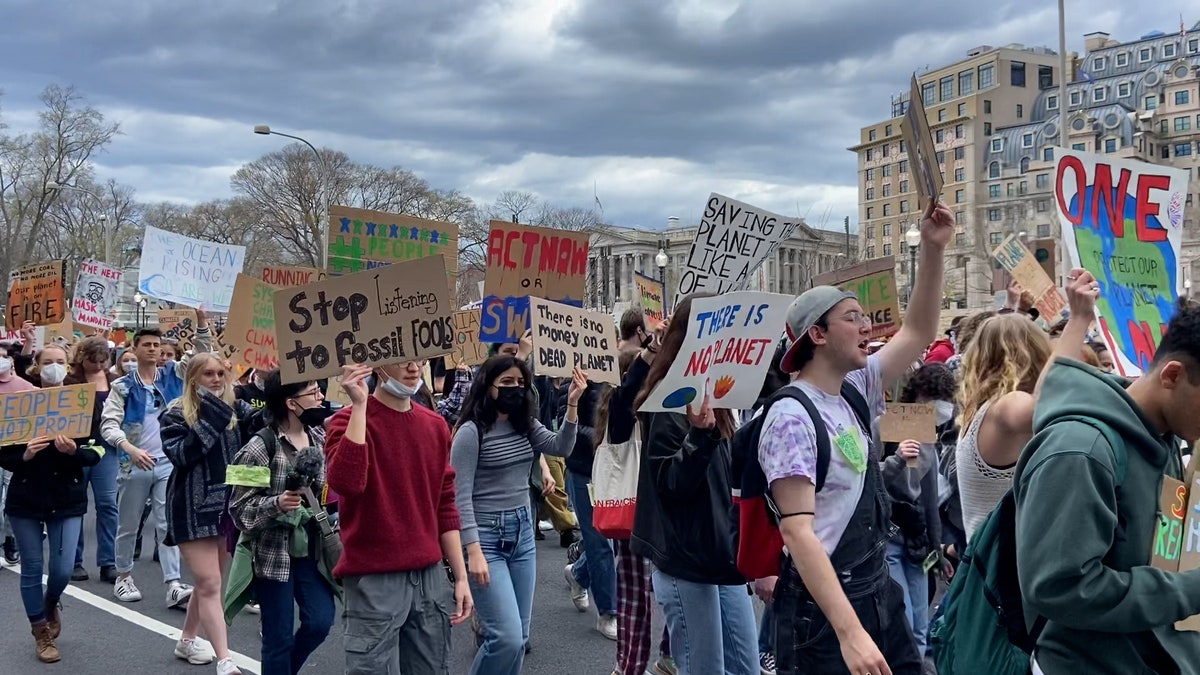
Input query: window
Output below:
<box><xmin>881</xmin><ymin>143</ymin><xmax>890</xmax><ymax>157</ymax></box>
<box><xmin>882</xmin><ymin>223</ymin><xmax>892</xmax><ymax>236</ymax></box>
<box><xmin>1116</xmin><ymin>51</ymin><xmax>1129</xmax><ymax>67</ymax></box>
<box><xmin>989</xmin><ymin>185</ymin><xmax>1001</xmax><ymax>198</ymax></box>
<box><xmin>1191</xmin><ymin>39</ymin><xmax>1200</xmax><ymax>54</ymax></box>
<box><xmin>882</xmin><ymin>184</ymin><xmax>892</xmax><ymax>197</ymax></box>
<box><xmin>1037</xmin><ymin>224</ymin><xmax>1051</xmax><ymax>237</ymax></box>
<box><xmin>866</xmin><ymin>246</ymin><xmax>875</xmax><ymax>258</ymax></box>
<box><xmin>1019</xmin><ymin>180</ymin><xmax>1028</xmax><ymax>193</ymax></box>
<box><xmin>1161</xmin><ymin>145</ymin><xmax>1170</xmax><ymax>158</ymax></box>
<box><xmin>991</xmin><ymin>137</ymin><xmax>1004</xmax><ymax>152</ymax></box>
<box><xmin>1022</xmin><ymin>133</ymin><xmax>1034</xmax><ymax>148</ymax></box>
<box><xmin>1165</xmin><ymin>43</ymin><xmax>1178</xmax><ymax>59</ymax></box>
<box><xmin>866</xmin><ymin>168</ymin><xmax>875</xmax><ymax>180</ymax></box>
<box><xmin>958</xmin><ymin>102</ymin><xmax>967</xmax><ymax>117</ymax></box>
<box><xmin>954</xmin><ymin>146</ymin><xmax>965</xmax><ymax>160</ymax></box>
<box><xmin>1017</xmin><ymin>104</ymin><xmax>1024</xmax><ymax>118</ymax></box>
<box><xmin>1043</xmin><ymin>147</ymin><xmax>1054</xmax><ymax>161</ymax></box>
<box><xmin>959</xmin><ymin>69</ymin><xmax>975</xmax><ymax>95</ymax></box>
<box><xmin>1007</xmin><ymin>183</ymin><xmax>1016</xmax><ymax>197</ymax></box>
<box><xmin>979</xmin><ymin>63</ymin><xmax>995</xmax><ymax>89</ymax></box>
<box><xmin>1139</xmin><ymin>47</ymin><xmax>1152</xmax><ymax>63</ymax></box>
<box><xmin>899</xmin><ymin>140</ymin><xmax>907</xmax><ymax>153</ymax></box>
<box><xmin>953</xmin><ymin>168</ymin><xmax>964</xmax><ymax>182</ymax></box>
<box><xmin>883</xmin><ymin>243</ymin><xmax>892</xmax><ymax>256</ymax></box>
<box><xmin>1177</xmin><ymin>116</ymin><xmax>1192</xmax><ymax>132</ymax></box>
<box><xmin>900</xmin><ymin>180</ymin><xmax>909</xmax><ymax>192</ymax></box>
<box><xmin>866</xmin><ymin>187</ymin><xmax>875</xmax><ymax>199</ymax></box>
<box><xmin>1118</xmin><ymin>82</ymin><xmax>1132</xmax><ymax>98</ymax></box>
<box><xmin>1146</xmin><ymin>95</ymin><xmax>1158</xmax><ymax>110</ymax></box>
<box><xmin>941</xmin><ymin>76</ymin><xmax>954</xmax><ymax>101</ymax></box>
<box><xmin>1036</xmin><ymin>173</ymin><xmax>1049</xmax><ymax>189</ymax></box>
<box><xmin>899</xmin><ymin>160</ymin><xmax>909</xmax><ymax>173</ymax></box>
<box><xmin>1162</xmin><ymin>120</ymin><xmax>1169</xmax><ymax>135</ymax></box>
<box><xmin>885</xmin><ymin>124</ymin><xmax>893</xmax><ymax>136</ymax></box>
<box><xmin>1178</xmin><ymin>91</ymin><xmax>1191</xmax><ymax>106</ymax></box>
<box><xmin>1047</xmin><ymin>94</ymin><xmax>1059</xmax><ymax>110</ymax></box>
<box><xmin>900</xmin><ymin>201</ymin><xmax>910</xmax><ymax>213</ymax></box>
<box><xmin>868</xmin><ymin>130</ymin><xmax>877</xmax><ymax>141</ymax></box>
<box><xmin>1093</xmin><ymin>56</ymin><xmax>1107</xmax><ymax>71</ymax></box>
<box><xmin>955</xmin><ymin>123</ymin><xmax>965</xmax><ymax>139</ymax></box>
<box><xmin>1093</xmin><ymin>87</ymin><xmax>1107</xmax><ymax>103</ymax></box>
<box><xmin>1069</xmin><ymin>90</ymin><xmax>1081</xmax><ymax>107</ymax></box>
<box><xmin>936</xmin><ymin>150</ymin><xmax>946</xmax><ymax>165</ymax></box>
<box><xmin>956</xmin><ymin>233</ymin><xmax>966</xmax><ymax>246</ymax></box>
<box><xmin>984</xmin><ymin>100</ymin><xmax>992</xmax><ymax>114</ymax></box>
<box><xmin>1075</xmin><ymin>143</ymin><xmax>1088</xmax><ymax>152</ymax></box>
<box><xmin>1105</xmin><ymin>138</ymin><xmax>1117</xmax><ymax>153</ymax></box>
<box><xmin>938</xmin><ymin>108</ymin><xmax>948</xmax><ymax>122</ymax></box>
<box><xmin>883</xmin><ymin>204</ymin><xmax>892</xmax><ymax>216</ymax></box>
<box><xmin>1020</xmin><ymin>158</ymin><xmax>1031</xmax><ymax>174</ymax></box>
<box><xmin>922</xmin><ymin>82</ymin><xmax>936</xmax><ymax>106</ymax></box>
<box><xmin>1011</xmin><ymin>61</ymin><xmax>1026</xmax><ymax>87</ymax></box>
<box><xmin>989</xmin><ymin>161</ymin><xmax>1000</xmax><ymax>178</ymax></box>
<box><xmin>989</xmin><ymin>232</ymin><xmax>1004</xmax><ymax>246</ymax></box>
<box><xmin>1177</xmin><ymin>143</ymin><xmax>1193</xmax><ymax>157</ymax></box>
<box><xmin>866</xmin><ymin>207</ymin><xmax>874</xmax><ymax>219</ymax></box>
<box><xmin>1037</xmin><ymin>199</ymin><xmax>1049</xmax><ymax>212</ymax></box>
<box><xmin>866</xmin><ymin>225</ymin><xmax>875</xmax><ymax>238</ymax></box>
<box><xmin>988</xmin><ymin>208</ymin><xmax>1001</xmax><ymax>221</ymax></box>
<box><xmin>1039</xmin><ymin>65</ymin><xmax>1054</xmax><ymax>90</ymax></box>
<box><xmin>984</xmin><ymin>122</ymin><xmax>992</xmax><ymax>135</ymax></box>
<box><xmin>955</xmin><ymin>189</ymin><xmax>965</xmax><ymax>203</ymax></box>
<box><xmin>883</xmin><ymin>163</ymin><xmax>893</xmax><ymax>177</ymax></box>
<box><xmin>935</xmin><ymin>129</ymin><xmax>945</xmax><ymax>143</ymax></box>
<box><xmin>955</xmin><ymin>211</ymin><xmax>964</xmax><ymax>224</ymax></box>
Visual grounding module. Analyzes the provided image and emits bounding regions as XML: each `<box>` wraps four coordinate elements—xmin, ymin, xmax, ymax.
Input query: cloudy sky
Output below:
<box><xmin>0</xmin><ymin>0</ymin><xmax>1188</xmax><ymax>232</ymax></box>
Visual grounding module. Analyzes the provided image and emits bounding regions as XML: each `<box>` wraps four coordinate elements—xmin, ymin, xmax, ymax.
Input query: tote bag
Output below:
<box><xmin>591</xmin><ymin>424</ymin><xmax>641</xmax><ymax>540</ymax></box>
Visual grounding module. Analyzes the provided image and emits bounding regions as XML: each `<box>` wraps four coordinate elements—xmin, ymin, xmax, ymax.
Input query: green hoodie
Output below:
<box><xmin>1014</xmin><ymin>358</ymin><xmax>1200</xmax><ymax>674</ymax></box>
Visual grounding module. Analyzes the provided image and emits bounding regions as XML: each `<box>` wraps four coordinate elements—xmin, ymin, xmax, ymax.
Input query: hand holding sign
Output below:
<box><xmin>897</xmin><ymin>439</ymin><xmax>921</xmax><ymax>469</ymax></box>
<box><xmin>686</xmin><ymin>380</ymin><xmax>716</xmax><ymax>430</ymax></box>
<box><xmin>566</xmin><ymin>367</ymin><xmax>588</xmax><ymax>406</ymax></box>
<box><xmin>920</xmin><ymin>203</ymin><xmax>955</xmax><ymax>250</ymax></box>
<box><xmin>880</xmin><ymin>402</ymin><xmax>936</xmax><ymax>469</ymax></box>
<box><xmin>1064</xmin><ymin>268</ymin><xmax>1100</xmax><ymax>317</ymax></box>
<box><xmin>53</xmin><ymin>435</ymin><xmax>77</xmax><ymax>455</ymax></box>
<box><xmin>340</xmin><ymin>365</ymin><xmax>372</xmax><ymax>407</ymax></box>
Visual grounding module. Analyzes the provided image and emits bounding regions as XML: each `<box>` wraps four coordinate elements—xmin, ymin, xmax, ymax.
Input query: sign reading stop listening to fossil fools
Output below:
<box><xmin>273</xmin><ymin>255</ymin><xmax>455</xmax><ymax>384</ymax></box>
<box><xmin>527</xmin><ymin>298</ymin><xmax>620</xmax><ymax>385</ymax></box>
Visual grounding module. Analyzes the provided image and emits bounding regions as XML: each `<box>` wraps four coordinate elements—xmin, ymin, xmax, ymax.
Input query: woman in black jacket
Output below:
<box><xmin>631</xmin><ymin>294</ymin><xmax>757</xmax><ymax>675</ymax></box>
<box><xmin>0</xmin><ymin>355</ymin><xmax>103</xmax><ymax>664</ymax></box>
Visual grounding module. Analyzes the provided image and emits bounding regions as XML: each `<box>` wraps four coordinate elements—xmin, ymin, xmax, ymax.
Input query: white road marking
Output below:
<box><xmin>2</xmin><ymin>566</ymin><xmax>262</xmax><ymax>674</ymax></box>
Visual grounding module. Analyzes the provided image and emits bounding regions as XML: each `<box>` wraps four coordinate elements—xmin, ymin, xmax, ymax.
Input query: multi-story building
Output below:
<box><xmin>586</xmin><ymin>217</ymin><xmax>856</xmax><ymax>311</ymax></box>
<box><xmin>850</xmin><ymin>44</ymin><xmax>1063</xmax><ymax>308</ymax></box>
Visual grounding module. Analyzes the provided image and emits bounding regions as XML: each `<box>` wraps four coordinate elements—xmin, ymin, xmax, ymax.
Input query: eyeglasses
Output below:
<box><xmin>840</xmin><ymin>311</ymin><xmax>873</xmax><ymax>328</ymax></box>
<box><xmin>291</xmin><ymin>388</ymin><xmax>323</xmax><ymax>400</ymax></box>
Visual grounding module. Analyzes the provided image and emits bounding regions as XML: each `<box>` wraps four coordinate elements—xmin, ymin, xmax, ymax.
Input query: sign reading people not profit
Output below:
<box><xmin>639</xmin><ymin>292</ymin><xmax>791</xmax><ymax>413</ymax></box>
<box><xmin>158</xmin><ymin>309</ymin><xmax>198</xmax><ymax>352</ymax></box>
<box><xmin>137</xmin><ymin>226</ymin><xmax>246</xmax><ymax>312</ymax></box>
<box><xmin>6</xmin><ymin>261</ymin><xmax>66</xmax><ymax>331</ymax></box>
<box><xmin>813</xmin><ymin>256</ymin><xmax>901</xmax><ymax>340</ymax></box>
<box><xmin>224</xmin><ymin>274</ymin><xmax>278</xmax><ymax>371</ymax></box>
<box><xmin>676</xmin><ymin>194</ymin><xmax>801</xmax><ymax>297</ymax></box>
<box><xmin>0</xmin><ymin>384</ymin><xmax>94</xmax><ymax>446</ymax></box>
<box><xmin>327</xmin><ymin>205</ymin><xmax>460</xmax><ymax>284</ymax></box>
<box><xmin>273</xmin><ymin>254</ymin><xmax>455</xmax><ymax>384</ymax></box>
<box><xmin>480</xmin><ymin>221</ymin><xmax>590</xmax><ymax>343</ymax></box>
<box><xmin>527</xmin><ymin>298</ymin><xmax>620</xmax><ymax>384</ymax></box>
<box><xmin>1055</xmin><ymin>148</ymin><xmax>1187</xmax><ymax>376</ymax></box>
<box><xmin>261</xmin><ymin>266</ymin><xmax>326</xmax><ymax>288</ymax></box>
<box><xmin>72</xmin><ymin>258</ymin><xmax>123</xmax><ymax>331</ymax></box>
<box><xmin>444</xmin><ymin>309</ymin><xmax>490</xmax><ymax>368</ymax></box>
<box><xmin>991</xmin><ymin>235</ymin><xmax>1066</xmax><ymax>320</ymax></box>
<box><xmin>634</xmin><ymin>272</ymin><xmax>665</xmax><ymax>329</ymax></box>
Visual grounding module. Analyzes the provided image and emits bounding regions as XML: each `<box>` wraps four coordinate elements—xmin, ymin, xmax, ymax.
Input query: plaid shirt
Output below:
<box><xmin>228</xmin><ymin>427</ymin><xmax>326</xmax><ymax>582</ymax></box>
<box><xmin>436</xmin><ymin>367</ymin><xmax>474</xmax><ymax>427</ymax></box>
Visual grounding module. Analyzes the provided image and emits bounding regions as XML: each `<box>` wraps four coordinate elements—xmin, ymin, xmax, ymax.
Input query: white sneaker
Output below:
<box><xmin>564</xmin><ymin>564</ymin><xmax>590</xmax><ymax>612</ymax></box>
<box><xmin>596</xmin><ymin>614</ymin><xmax>618</xmax><ymax>641</ymax></box>
<box><xmin>243</xmin><ymin>602</ymin><xmax>260</xmax><ymax>615</ymax></box>
<box><xmin>167</xmin><ymin>580</ymin><xmax>193</xmax><ymax>609</ymax></box>
<box><xmin>215</xmin><ymin>658</ymin><xmax>242</xmax><ymax>675</ymax></box>
<box><xmin>113</xmin><ymin>576</ymin><xmax>142</xmax><ymax>602</ymax></box>
<box><xmin>538</xmin><ymin>520</ymin><xmax>553</xmax><ymax>531</ymax></box>
<box><xmin>174</xmin><ymin>638</ymin><xmax>214</xmax><ymax>665</ymax></box>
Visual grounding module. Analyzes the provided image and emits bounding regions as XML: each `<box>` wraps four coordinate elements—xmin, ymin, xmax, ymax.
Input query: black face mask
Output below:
<box><xmin>494</xmin><ymin>386</ymin><xmax>526</xmax><ymax>415</ymax></box>
<box><xmin>297</xmin><ymin>405</ymin><xmax>335</xmax><ymax>428</ymax></box>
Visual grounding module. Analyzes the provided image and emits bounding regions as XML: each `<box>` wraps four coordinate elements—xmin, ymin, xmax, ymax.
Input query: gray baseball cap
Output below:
<box><xmin>781</xmin><ymin>285</ymin><xmax>857</xmax><ymax>373</ymax></box>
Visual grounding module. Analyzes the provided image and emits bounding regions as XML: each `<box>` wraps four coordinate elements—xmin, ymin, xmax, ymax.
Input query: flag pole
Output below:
<box><xmin>1058</xmin><ymin>0</ymin><xmax>1068</xmax><ymax>147</ymax></box>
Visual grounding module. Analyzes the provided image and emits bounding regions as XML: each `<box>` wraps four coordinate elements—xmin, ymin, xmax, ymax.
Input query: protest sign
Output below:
<box><xmin>137</xmin><ymin>225</ymin><xmax>245</xmax><ymax>312</ymax></box>
<box><xmin>72</xmin><ymin>258</ymin><xmax>123</xmax><ymax>331</ymax></box>
<box><xmin>638</xmin><ymin>292</ymin><xmax>791</xmax><ymax>412</ymax></box>
<box><xmin>1176</xmin><ymin>477</ymin><xmax>1200</xmax><ymax>630</ymax></box>
<box><xmin>6</xmin><ymin>261</ymin><xmax>66</xmax><ymax>330</ymax></box>
<box><xmin>273</xmin><ymin>254</ymin><xmax>455</xmax><ymax>384</ymax></box>
<box><xmin>1056</xmin><ymin>148</ymin><xmax>1186</xmax><ymax>376</ymax></box>
<box><xmin>901</xmin><ymin>75</ymin><xmax>945</xmax><ymax>215</ymax></box>
<box><xmin>634</xmin><ymin>272</ymin><xmax>665</xmax><ymax>329</ymax></box>
<box><xmin>527</xmin><ymin>298</ymin><xmax>620</xmax><ymax>384</ymax></box>
<box><xmin>480</xmin><ymin>221</ymin><xmax>589</xmax><ymax>342</ymax></box>
<box><xmin>215</xmin><ymin>330</ymin><xmax>238</xmax><ymax>362</ymax></box>
<box><xmin>813</xmin><ymin>256</ymin><xmax>901</xmax><ymax>339</ymax></box>
<box><xmin>224</xmin><ymin>274</ymin><xmax>277</xmax><ymax>371</ymax></box>
<box><xmin>0</xmin><ymin>384</ymin><xmax>95</xmax><ymax>447</ymax></box>
<box><xmin>158</xmin><ymin>309</ymin><xmax>198</xmax><ymax>352</ymax></box>
<box><xmin>327</xmin><ymin>205</ymin><xmax>459</xmax><ymax>284</ymax></box>
<box><xmin>261</xmin><ymin>266</ymin><xmax>327</xmax><ymax>288</ymax></box>
<box><xmin>677</xmin><ymin>194</ymin><xmax>801</xmax><ymax>297</ymax></box>
<box><xmin>880</xmin><ymin>403</ymin><xmax>936</xmax><ymax>444</ymax></box>
<box><xmin>1152</xmin><ymin>476</ymin><xmax>1188</xmax><ymax>572</ymax></box>
<box><xmin>444</xmin><ymin>309</ymin><xmax>489</xmax><ymax>368</ymax></box>
<box><xmin>991</xmin><ymin>235</ymin><xmax>1067</xmax><ymax>320</ymax></box>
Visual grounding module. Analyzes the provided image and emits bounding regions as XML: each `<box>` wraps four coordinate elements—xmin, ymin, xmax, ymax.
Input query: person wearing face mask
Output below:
<box><xmin>0</xmin><ymin>344</ymin><xmax>36</xmax><ymax>568</ymax></box>
<box><xmin>228</xmin><ymin>369</ymin><xmax>336</xmax><ymax>675</ymax></box>
<box><xmin>113</xmin><ymin>350</ymin><xmax>139</xmax><ymax>377</ymax></box>
<box><xmin>26</xmin><ymin>345</ymin><xmax>70</xmax><ymax>388</ymax></box>
<box><xmin>236</xmin><ymin>368</ymin><xmax>269</xmax><ymax>411</ymax></box>
<box><xmin>160</xmin><ymin>353</ymin><xmax>253</xmax><ymax>674</ymax></box>
<box><xmin>325</xmin><ymin>360</ymin><xmax>473</xmax><ymax>675</ymax></box>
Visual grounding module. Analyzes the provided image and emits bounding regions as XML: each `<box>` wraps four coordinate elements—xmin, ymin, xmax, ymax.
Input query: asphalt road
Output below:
<box><xmin>0</xmin><ymin>513</ymin><xmax>655</xmax><ymax>674</ymax></box>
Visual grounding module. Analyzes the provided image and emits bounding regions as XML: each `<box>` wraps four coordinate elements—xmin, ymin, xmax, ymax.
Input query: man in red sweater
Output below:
<box><xmin>326</xmin><ymin>360</ymin><xmax>472</xmax><ymax>674</ymax></box>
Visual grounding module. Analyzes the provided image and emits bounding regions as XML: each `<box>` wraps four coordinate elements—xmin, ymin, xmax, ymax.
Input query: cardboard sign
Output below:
<box><xmin>634</xmin><ymin>272</ymin><xmax>665</xmax><ymax>329</ymax></box>
<box><xmin>1055</xmin><ymin>148</ymin><xmax>1187</xmax><ymax>376</ymax></box>
<box><xmin>261</xmin><ymin>266</ymin><xmax>327</xmax><ymax>288</ymax></box>
<box><xmin>0</xmin><ymin>384</ymin><xmax>95</xmax><ymax>447</ymax></box>
<box><xmin>273</xmin><ymin>254</ymin><xmax>455</xmax><ymax>384</ymax></box>
<box><xmin>677</xmin><ymin>194</ymin><xmax>801</xmax><ymax>297</ymax></box>
<box><xmin>6</xmin><ymin>261</ymin><xmax>66</xmax><ymax>330</ymax></box>
<box><xmin>137</xmin><ymin>225</ymin><xmax>246</xmax><ymax>312</ymax></box>
<box><xmin>638</xmin><ymin>292</ymin><xmax>791</xmax><ymax>412</ymax></box>
<box><xmin>1151</xmin><ymin>476</ymin><xmax>1188</xmax><ymax>572</ymax></box>
<box><xmin>223</xmin><ymin>274</ymin><xmax>277</xmax><ymax>371</ymax></box>
<box><xmin>880</xmin><ymin>403</ymin><xmax>936</xmax><ymax>443</ymax></box>
<box><xmin>813</xmin><ymin>257</ymin><xmax>901</xmax><ymax>339</ymax></box>
<box><xmin>327</xmin><ymin>205</ymin><xmax>460</xmax><ymax>283</ymax></box>
<box><xmin>215</xmin><ymin>330</ymin><xmax>238</xmax><ymax>362</ymax></box>
<box><xmin>444</xmin><ymin>309</ymin><xmax>489</xmax><ymax>368</ymax></box>
<box><xmin>527</xmin><ymin>298</ymin><xmax>619</xmax><ymax>384</ymax></box>
<box><xmin>991</xmin><ymin>235</ymin><xmax>1066</xmax><ymax>320</ymax></box>
<box><xmin>480</xmin><ymin>221</ymin><xmax>589</xmax><ymax>342</ymax></box>
<box><xmin>901</xmin><ymin>74</ymin><xmax>945</xmax><ymax>215</ymax></box>
<box><xmin>1176</xmin><ymin>477</ymin><xmax>1200</xmax><ymax>630</ymax></box>
<box><xmin>158</xmin><ymin>309</ymin><xmax>198</xmax><ymax>353</ymax></box>
<box><xmin>72</xmin><ymin>258</ymin><xmax>123</xmax><ymax>331</ymax></box>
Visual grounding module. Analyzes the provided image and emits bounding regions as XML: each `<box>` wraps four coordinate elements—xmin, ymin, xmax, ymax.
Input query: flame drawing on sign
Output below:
<box><xmin>712</xmin><ymin>375</ymin><xmax>735</xmax><ymax>399</ymax></box>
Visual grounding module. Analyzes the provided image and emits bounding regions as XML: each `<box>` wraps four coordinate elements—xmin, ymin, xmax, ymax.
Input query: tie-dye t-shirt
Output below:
<box><xmin>757</xmin><ymin>354</ymin><xmax>885</xmax><ymax>555</ymax></box>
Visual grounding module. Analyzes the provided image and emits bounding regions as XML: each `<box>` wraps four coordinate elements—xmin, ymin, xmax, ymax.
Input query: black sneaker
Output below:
<box><xmin>99</xmin><ymin>565</ymin><xmax>118</xmax><ymax>583</ymax></box>
<box><xmin>71</xmin><ymin>565</ymin><xmax>89</xmax><ymax>581</ymax></box>
<box><xmin>559</xmin><ymin>528</ymin><xmax>580</xmax><ymax>548</ymax></box>
<box><xmin>2</xmin><ymin>536</ymin><xmax>18</xmax><ymax>566</ymax></box>
<box><xmin>534</xmin><ymin>529</ymin><xmax>546</xmax><ymax>541</ymax></box>
<box><xmin>759</xmin><ymin>651</ymin><xmax>777</xmax><ymax>675</ymax></box>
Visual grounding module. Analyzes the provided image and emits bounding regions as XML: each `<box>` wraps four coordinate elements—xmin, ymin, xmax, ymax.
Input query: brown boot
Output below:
<box><xmin>45</xmin><ymin>600</ymin><xmax>62</xmax><ymax>639</ymax></box>
<box><xmin>31</xmin><ymin>621</ymin><xmax>60</xmax><ymax>663</ymax></box>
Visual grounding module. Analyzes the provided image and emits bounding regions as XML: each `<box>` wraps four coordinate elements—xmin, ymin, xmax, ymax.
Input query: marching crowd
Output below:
<box><xmin>2</xmin><ymin>201</ymin><xmax>1200</xmax><ymax>675</ymax></box>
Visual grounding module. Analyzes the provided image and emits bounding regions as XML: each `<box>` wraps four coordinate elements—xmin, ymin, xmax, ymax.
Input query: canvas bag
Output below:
<box><xmin>591</xmin><ymin>422</ymin><xmax>641</xmax><ymax>539</ymax></box>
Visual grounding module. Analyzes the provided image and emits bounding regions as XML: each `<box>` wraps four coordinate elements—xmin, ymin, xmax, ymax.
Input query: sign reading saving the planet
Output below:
<box><xmin>1055</xmin><ymin>148</ymin><xmax>1186</xmax><ymax>376</ymax></box>
<box><xmin>638</xmin><ymin>292</ymin><xmax>790</xmax><ymax>413</ymax></box>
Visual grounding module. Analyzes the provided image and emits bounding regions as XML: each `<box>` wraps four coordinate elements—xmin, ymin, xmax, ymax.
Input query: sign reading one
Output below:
<box><xmin>72</xmin><ymin>258</ymin><xmax>122</xmax><ymax>331</ymax></box>
<box><xmin>273</xmin><ymin>254</ymin><xmax>455</xmax><ymax>384</ymax></box>
<box><xmin>137</xmin><ymin>225</ymin><xmax>246</xmax><ymax>312</ymax></box>
<box><xmin>261</xmin><ymin>266</ymin><xmax>327</xmax><ymax>288</ymax></box>
<box><xmin>0</xmin><ymin>384</ymin><xmax>95</xmax><ymax>447</ymax></box>
<box><xmin>677</xmin><ymin>194</ymin><xmax>801</xmax><ymax>297</ymax></box>
<box><xmin>527</xmin><ymin>298</ymin><xmax>620</xmax><ymax>384</ymax></box>
<box><xmin>901</xmin><ymin>74</ymin><xmax>945</xmax><ymax>216</ymax></box>
<box><xmin>7</xmin><ymin>261</ymin><xmax>66</xmax><ymax>330</ymax></box>
<box><xmin>1055</xmin><ymin>148</ymin><xmax>1186</xmax><ymax>376</ymax></box>
<box><xmin>638</xmin><ymin>292</ymin><xmax>791</xmax><ymax>412</ymax></box>
<box><xmin>991</xmin><ymin>235</ymin><xmax>1067</xmax><ymax>320</ymax></box>
<box><xmin>158</xmin><ymin>309</ymin><xmax>198</xmax><ymax>353</ymax></box>
<box><xmin>444</xmin><ymin>309</ymin><xmax>490</xmax><ymax>368</ymax></box>
<box><xmin>480</xmin><ymin>221</ymin><xmax>589</xmax><ymax>343</ymax></box>
<box><xmin>813</xmin><ymin>256</ymin><xmax>901</xmax><ymax>339</ymax></box>
<box><xmin>327</xmin><ymin>205</ymin><xmax>460</xmax><ymax>283</ymax></box>
<box><xmin>634</xmin><ymin>272</ymin><xmax>665</xmax><ymax>329</ymax></box>
<box><xmin>224</xmin><ymin>274</ymin><xmax>278</xmax><ymax>371</ymax></box>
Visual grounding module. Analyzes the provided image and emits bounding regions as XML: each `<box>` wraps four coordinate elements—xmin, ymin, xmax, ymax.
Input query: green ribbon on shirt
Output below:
<box><xmin>225</xmin><ymin>465</ymin><xmax>271</xmax><ymax>488</ymax></box>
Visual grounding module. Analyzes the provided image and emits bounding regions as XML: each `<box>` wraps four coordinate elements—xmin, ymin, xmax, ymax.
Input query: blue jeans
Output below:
<box><xmin>759</xmin><ymin>601</ymin><xmax>773</xmax><ymax>653</ymax></box>
<box><xmin>566</xmin><ymin>471</ymin><xmax>616</xmax><ymax>616</ymax></box>
<box><xmin>10</xmin><ymin>515</ymin><xmax>83</xmax><ymax>622</ymax></box>
<box><xmin>652</xmin><ymin>570</ymin><xmax>758</xmax><ymax>675</ymax></box>
<box><xmin>76</xmin><ymin>445</ymin><xmax>119</xmax><ymax>568</ymax></box>
<box><xmin>885</xmin><ymin>539</ymin><xmax>930</xmax><ymax>654</ymax></box>
<box><xmin>469</xmin><ymin>506</ymin><xmax>536</xmax><ymax>675</ymax></box>
<box><xmin>253</xmin><ymin>557</ymin><xmax>336</xmax><ymax>675</ymax></box>
<box><xmin>115</xmin><ymin>459</ymin><xmax>180</xmax><ymax>581</ymax></box>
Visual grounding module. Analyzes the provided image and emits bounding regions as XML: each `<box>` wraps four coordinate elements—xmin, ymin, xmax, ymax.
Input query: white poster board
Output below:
<box><xmin>72</xmin><ymin>258</ymin><xmax>123</xmax><ymax>331</ymax></box>
<box><xmin>137</xmin><ymin>225</ymin><xmax>246</xmax><ymax>312</ymax></box>
<box><xmin>676</xmin><ymin>194</ymin><xmax>801</xmax><ymax>297</ymax></box>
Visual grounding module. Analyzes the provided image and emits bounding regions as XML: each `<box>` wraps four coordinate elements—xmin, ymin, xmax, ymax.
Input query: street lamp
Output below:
<box><xmin>46</xmin><ymin>181</ymin><xmax>114</xmax><ymax>264</ymax></box>
<box><xmin>253</xmin><ymin>125</ymin><xmax>328</xmax><ymax>270</ymax></box>
<box><xmin>132</xmin><ymin>292</ymin><xmax>149</xmax><ymax>329</ymax></box>
<box><xmin>655</xmin><ymin>247</ymin><xmax>669</xmax><ymax>312</ymax></box>
<box><xmin>905</xmin><ymin>223</ymin><xmax>921</xmax><ymax>306</ymax></box>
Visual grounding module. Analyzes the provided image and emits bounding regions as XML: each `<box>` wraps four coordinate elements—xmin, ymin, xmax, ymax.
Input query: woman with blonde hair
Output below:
<box><xmin>162</xmin><ymin>353</ymin><xmax>253</xmax><ymax>675</ymax></box>
<box><xmin>955</xmin><ymin>313</ymin><xmax>1052</xmax><ymax>542</ymax></box>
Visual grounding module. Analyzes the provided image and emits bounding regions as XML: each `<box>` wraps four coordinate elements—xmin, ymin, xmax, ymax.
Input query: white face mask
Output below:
<box><xmin>0</xmin><ymin>357</ymin><xmax>12</xmax><ymax>376</ymax></box>
<box><xmin>381</xmin><ymin>376</ymin><xmax>421</xmax><ymax>399</ymax></box>
<box><xmin>121</xmin><ymin>361</ymin><xmax>137</xmax><ymax>373</ymax></box>
<box><xmin>935</xmin><ymin>400</ymin><xmax>955</xmax><ymax>426</ymax></box>
<box><xmin>41</xmin><ymin>363</ymin><xmax>67</xmax><ymax>385</ymax></box>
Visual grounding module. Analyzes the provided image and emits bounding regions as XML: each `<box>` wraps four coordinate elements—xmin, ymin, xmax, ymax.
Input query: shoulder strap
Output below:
<box><xmin>762</xmin><ymin>387</ymin><xmax>834</xmax><ymax>493</ymax></box>
<box><xmin>255</xmin><ymin>427</ymin><xmax>281</xmax><ymax>461</ymax></box>
<box><xmin>839</xmin><ymin>380</ymin><xmax>872</xmax><ymax>437</ymax></box>
<box><xmin>1046</xmin><ymin>414</ymin><xmax>1128</xmax><ymax>484</ymax></box>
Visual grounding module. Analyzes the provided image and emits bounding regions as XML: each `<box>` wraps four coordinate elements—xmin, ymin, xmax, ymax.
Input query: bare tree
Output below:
<box><xmin>493</xmin><ymin>190</ymin><xmax>539</xmax><ymax>224</ymax></box>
